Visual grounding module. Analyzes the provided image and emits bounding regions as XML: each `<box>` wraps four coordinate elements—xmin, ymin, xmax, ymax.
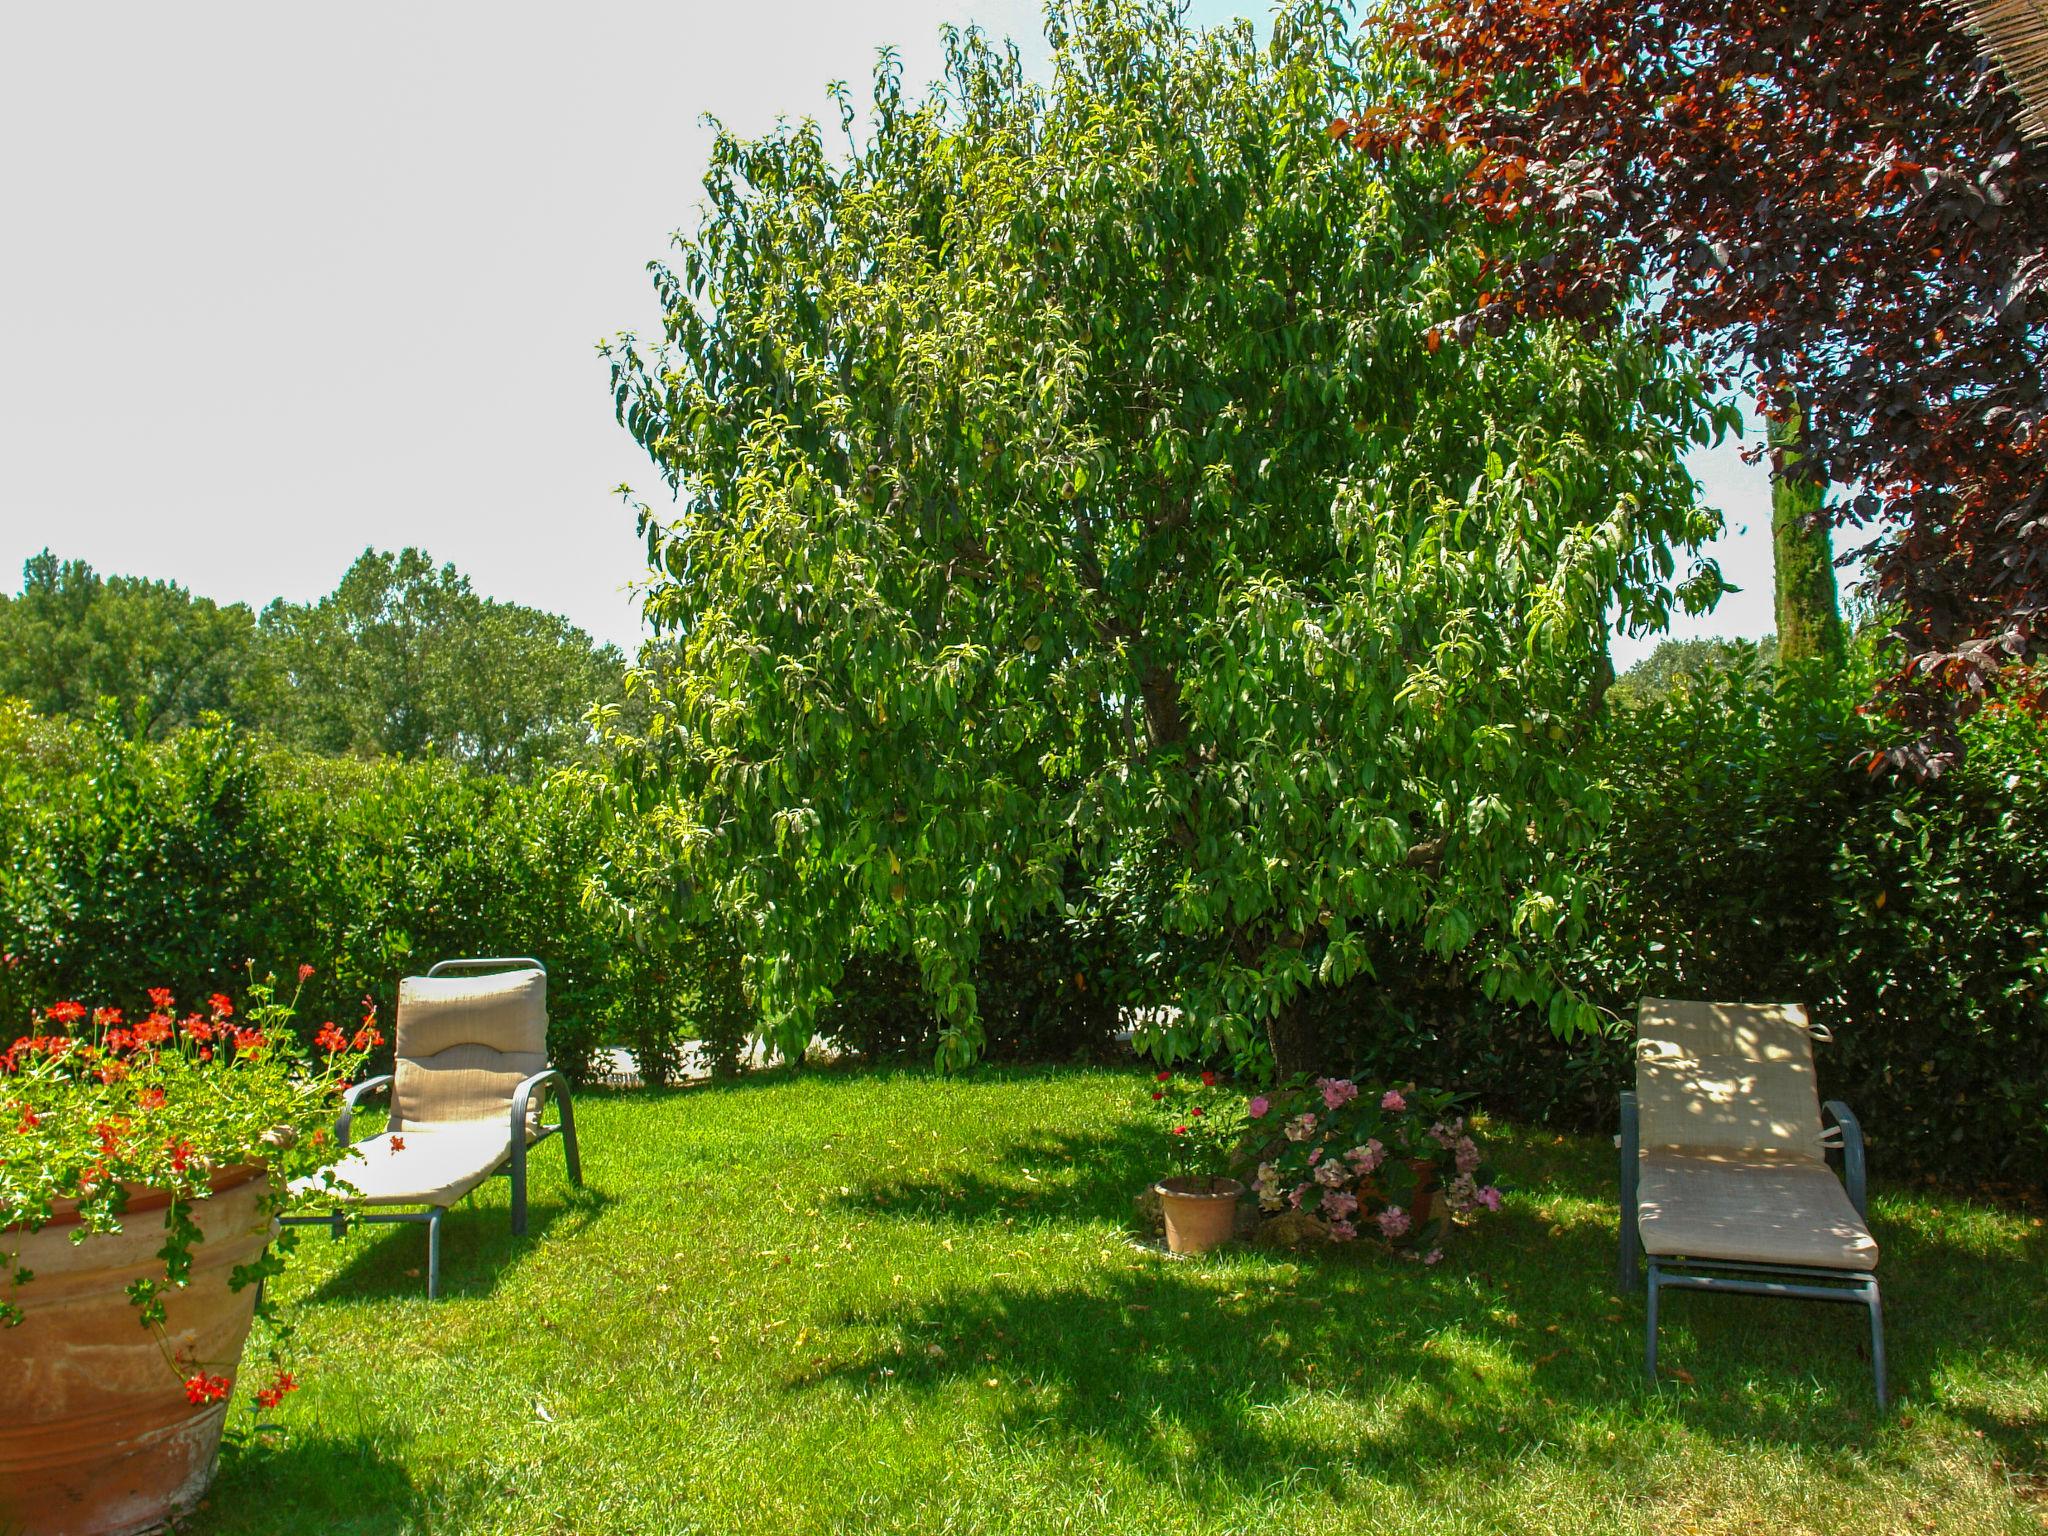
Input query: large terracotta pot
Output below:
<box><xmin>1156</xmin><ymin>1176</ymin><xmax>1245</xmax><ymax>1255</ymax></box>
<box><xmin>0</xmin><ymin>1167</ymin><xmax>273</xmax><ymax>1536</ymax></box>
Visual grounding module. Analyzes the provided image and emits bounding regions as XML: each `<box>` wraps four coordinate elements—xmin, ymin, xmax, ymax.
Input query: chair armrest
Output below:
<box><xmin>337</xmin><ymin>1075</ymin><xmax>393</xmax><ymax>1149</ymax></box>
<box><xmin>513</xmin><ymin>1069</ymin><xmax>570</xmax><ymax>1141</ymax></box>
<box><xmin>1823</xmin><ymin>1099</ymin><xmax>1869</xmax><ymax>1219</ymax></box>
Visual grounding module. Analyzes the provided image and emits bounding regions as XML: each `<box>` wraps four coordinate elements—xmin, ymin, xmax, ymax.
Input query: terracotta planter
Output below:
<box><xmin>0</xmin><ymin>1167</ymin><xmax>273</xmax><ymax>1536</ymax></box>
<box><xmin>1407</xmin><ymin>1158</ymin><xmax>1441</xmax><ymax>1231</ymax></box>
<box><xmin>1156</xmin><ymin>1176</ymin><xmax>1245</xmax><ymax>1255</ymax></box>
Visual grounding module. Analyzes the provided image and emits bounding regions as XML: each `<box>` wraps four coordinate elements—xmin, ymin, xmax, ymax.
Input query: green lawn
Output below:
<box><xmin>200</xmin><ymin>1067</ymin><xmax>2048</xmax><ymax>1534</ymax></box>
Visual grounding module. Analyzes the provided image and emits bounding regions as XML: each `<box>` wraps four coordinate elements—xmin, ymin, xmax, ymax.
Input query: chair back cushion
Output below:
<box><xmin>1635</xmin><ymin>998</ymin><xmax>1826</xmax><ymax>1157</ymax></box>
<box><xmin>390</xmin><ymin>967</ymin><xmax>548</xmax><ymax>1130</ymax></box>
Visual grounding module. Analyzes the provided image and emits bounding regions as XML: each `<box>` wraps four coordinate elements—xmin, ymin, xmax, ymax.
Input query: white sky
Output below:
<box><xmin>0</xmin><ymin>2</ymin><xmax>1786</xmax><ymax>671</ymax></box>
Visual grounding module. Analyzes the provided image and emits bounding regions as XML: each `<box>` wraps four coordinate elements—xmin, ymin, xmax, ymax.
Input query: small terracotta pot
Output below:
<box><xmin>1156</xmin><ymin>1176</ymin><xmax>1245</xmax><ymax>1255</ymax></box>
<box><xmin>1</xmin><ymin>1166</ymin><xmax>272</xmax><ymax>1536</ymax></box>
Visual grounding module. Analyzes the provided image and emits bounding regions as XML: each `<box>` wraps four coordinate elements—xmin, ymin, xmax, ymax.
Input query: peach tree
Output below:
<box><xmin>602</xmin><ymin>0</ymin><xmax>1729</xmax><ymax>1074</ymax></box>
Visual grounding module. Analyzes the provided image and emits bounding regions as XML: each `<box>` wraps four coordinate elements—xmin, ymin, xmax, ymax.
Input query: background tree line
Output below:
<box><xmin>0</xmin><ymin>547</ymin><xmax>631</xmax><ymax>780</ymax></box>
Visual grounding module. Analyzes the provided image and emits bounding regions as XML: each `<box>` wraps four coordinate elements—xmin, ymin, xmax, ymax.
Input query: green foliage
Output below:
<box><xmin>0</xmin><ymin>972</ymin><xmax>379</xmax><ymax>1332</ymax></box>
<box><xmin>606</xmin><ymin>0</ymin><xmax>1729</xmax><ymax>1074</ymax></box>
<box><xmin>246</xmin><ymin>548</ymin><xmax>631</xmax><ymax>780</ymax></box>
<box><xmin>1608</xmin><ymin>635</ymin><xmax>1776</xmax><ymax>707</ymax></box>
<box><xmin>0</xmin><ymin>548</ymin><xmax>630</xmax><ymax>782</ymax></box>
<box><xmin>0</xmin><ymin>551</ymin><xmax>256</xmax><ymax>740</ymax></box>
<box><xmin>0</xmin><ymin>706</ymin><xmax>671</xmax><ymax>1086</ymax></box>
<box><xmin>1283</xmin><ymin>651</ymin><xmax>2048</xmax><ymax>1181</ymax></box>
<box><xmin>1765</xmin><ymin>403</ymin><xmax>1844</xmax><ymax>667</ymax></box>
<box><xmin>1138</xmin><ymin>1067</ymin><xmax>1247</xmax><ymax>1181</ymax></box>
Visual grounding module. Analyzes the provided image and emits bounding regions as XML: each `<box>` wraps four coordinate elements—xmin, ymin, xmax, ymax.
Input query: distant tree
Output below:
<box><xmin>248</xmin><ymin>548</ymin><xmax>627</xmax><ymax>779</ymax></box>
<box><xmin>1610</xmin><ymin>635</ymin><xmax>1779</xmax><ymax>708</ymax></box>
<box><xmin>1768</xmin><ymin>404</ymin><xmax>1845</xmax><ymax>668</ymax></box>
<box><xmin>0</xmin><ymin>552</ymin><xmax>256</xmax><ymax>739</ymax></box>
<box><xmin>1362</xmin><ymin>0</ymin><xmax>2048</xmax><ymax>768</ymax></box>
<box><xmin>604</xmin><ymin>1</ymin><xmax>1728</xmax><ymax>1074</ymax></box>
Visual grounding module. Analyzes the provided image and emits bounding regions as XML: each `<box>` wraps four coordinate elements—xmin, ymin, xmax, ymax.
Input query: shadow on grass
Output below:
<box><xmin>295</xmin><ymin>1177</ymin><xmax>612</xmax><ymax>1306</ymax></box>
<box><xmin>210</xmin><ymin>1428</ymin><xmax>427</xmax><ymax>1533</ymax></box>
<box><xmin>805</xmin><ymin>1114</ymin><xmax>2048</xmax><ymax>1497</ymax></box>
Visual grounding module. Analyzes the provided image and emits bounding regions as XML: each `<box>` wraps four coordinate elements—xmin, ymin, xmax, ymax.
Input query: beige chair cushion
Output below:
<box><xmin>1636</xmin><ymin>998</ymin><xmax>1826</xmax><ymax>1158</ymax></box>
<box><xmin>295</xmin><ymin>1126</ymin><xmax>512</xmax><ymax>1209</ymax></box>
<box><xmin>1637</xmin><ymin>1149</ymin><xmax>1879</xmax><ymax>1271</ymax></box>
<box><xmin>390</xmin><ymin>968</ymin><xmax>548</xmax><ymax>1132</ymax></box>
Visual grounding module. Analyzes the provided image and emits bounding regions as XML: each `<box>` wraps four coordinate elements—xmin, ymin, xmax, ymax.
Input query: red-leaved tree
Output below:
<box><xmin>1351</xmin><ymin>0</ymin><xmax>2048</xmax><ymax>768</ymax></box>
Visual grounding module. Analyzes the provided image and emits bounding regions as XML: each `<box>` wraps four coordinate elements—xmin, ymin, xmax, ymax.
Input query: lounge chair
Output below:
<box><xmin>1617</xmin><ymin>998</ymin><xmax>1885</xmax><ymax>1405</ymax></box>
<box><xmin>283</xmin><ymin>957</ymin><xmax>582</xmax><ymax>1297</ymax></box>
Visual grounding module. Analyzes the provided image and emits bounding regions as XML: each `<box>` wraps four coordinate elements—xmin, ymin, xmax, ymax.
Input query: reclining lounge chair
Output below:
<box><xmin>284</xmin><ymin>957</ymin><xmax>581</xmax><ymax>1297</ymax></box>
<box><xmin>1618</xmin><ymin>998</ymin><xmax>1885</xmax><ymax>1405</ymax></box>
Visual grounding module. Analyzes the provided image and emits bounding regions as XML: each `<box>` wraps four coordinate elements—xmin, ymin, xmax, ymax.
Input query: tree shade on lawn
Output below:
<box><xmin>202</xmin><ymin>1069</ymin><xmax>2048</xmax><ymax>1535</ymax></box>
<box><xmin>603</xmin><ymin>0</ymin><xmax>1730</xmax><ymax>1074</ymax></box>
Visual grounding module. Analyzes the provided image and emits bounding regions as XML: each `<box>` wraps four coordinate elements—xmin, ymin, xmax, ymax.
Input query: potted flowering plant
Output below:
<box><xmin>0</xmin><ymin>966</ymin><xmax>380</xmax><ymax>1536</ymax></box>
<box><xmin>1243</xmin><ymin>1077</ymin><xmax>1503</xmax><ymax>1262</ymax></box>
<box><xmin>1141</xmin><ymin>1068</ymin><xmax>1249</xmax><ymax>1254</ymax></box>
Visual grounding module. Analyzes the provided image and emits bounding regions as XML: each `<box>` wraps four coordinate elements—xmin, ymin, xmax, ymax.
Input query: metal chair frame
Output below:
<box><xmin>1619</xmin><ymin>1090</ymin><xmax>1886</xmax><ymax>1407</ymax></box>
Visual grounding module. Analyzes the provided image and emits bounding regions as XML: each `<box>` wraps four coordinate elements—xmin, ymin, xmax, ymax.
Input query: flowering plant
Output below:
<box><xmin>1139</xmin><ymin>1068</ymin><xmax>1249</xmax><ymax>1186</ymax></box>
<box><xmin>1242</xmin><ymin>1077</ymin><xmax>1502</xmax><ymax>1260</ymax></box>
<box><xmin>0</xmin><ymin>965</ymin><xmax>380</xmax><ymax>1407</ymax></box>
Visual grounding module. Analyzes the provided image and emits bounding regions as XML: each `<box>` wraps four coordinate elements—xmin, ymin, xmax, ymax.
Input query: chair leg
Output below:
<box><xmin>1645</xmin><ymin>1262</ymin><xmax>1661</xmax><ymax>1387</ymax></box>
<box><xmin>557</xmin><ymin>1095</ymin><xmax>583</xmax><ymax>1187</ymax></box>
<box><xmin>1866</xmin><ymin>1278</ymin><xmax>1888</xmax><ymax>1410</ymax></box>
<box><xmin>1617</xmin><ymin>1212</ymin><xmax>1641</xmax><ymax>1291</ymax></box>
<box><xmin>427</xmin><ymin>1209</ymin><xmax>443</xmax><ymax>1300</ymax></box>
<box><xmin>511</xmin><ymin>1140</ymin><xmax>529</xmax><ymax>1237</ymax></box>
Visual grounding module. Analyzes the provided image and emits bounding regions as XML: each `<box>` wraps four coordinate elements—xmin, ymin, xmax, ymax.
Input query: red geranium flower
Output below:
<box><xmin>209</xmin><ymin>993</ymin><xmax>234</xmax><ymax>1020</ymax></box>
<box><xmin>298</xmin><ymin>964</ymin><xmax>315</xmax><ymax>983</ymax></box>
<box><xmin>147</xmin><ymin>987</ymin><xmax>175</xmax><ymax>1011</ymax></box>
<box><xmin>1172</xmin><ymin>1125</ymin><xmax>1188</xmax><ymax>1136</ymax></box>
<box><xmin>1200</xmin><ymin>1070</ymin><xmax>1217</xmax><ymax>1087</ymax></box>
<box><xmin>47</xmin><ymin>1001</ymin><xmax>87</xmax><ymax>1025</ymax></box>
<box><xmin>183</xmin><ymin>1372</ymin><xmax>231</xmax><ymax>1406</ymax></box>
<box><xmin>252</xmin><ymin>1371</ymin><xmax>298</xmax><ymax>1410</ymax></box>
<box><xmin>314</xmin><ymin>1023</ymin><xmax>348</xmax><ymax>1053</ymax></box>
<box><xmin>1155</xmin><ymin>1071</ymin><xmax>1171</xmax><ymax>1083</ymax></box>
<box><xmin>139</xmin><ymin>1087</ymin><xmax>167</xmax><ymax>1110</ymax></box>
<box><xmin>168</xmin><ymin>1138</ymin><xmax>196</xmax><ymax>1172</ymax></box>
<box><xmin>1190</xmin><ymin>1106</ymin><xmax>1204</xmax><ymax>1117</ymax></box>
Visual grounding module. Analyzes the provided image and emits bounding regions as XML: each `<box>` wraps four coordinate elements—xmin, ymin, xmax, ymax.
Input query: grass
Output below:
<box><xmin>197</xmin><ymin>1066</ymin><xmax>2048</xmax><ymax>1535</ymax></box>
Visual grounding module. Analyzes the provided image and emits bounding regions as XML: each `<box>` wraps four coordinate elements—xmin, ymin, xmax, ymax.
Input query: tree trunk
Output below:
<box><xmin>1768</xmin><ymin>399</ymin><xmax>1846</xmax><ymax>667</ymax></box>
<box><xmin>1264</xmin><ymin>993</ymin><xmax>1326</xmax><ymax>1080</ymax></box>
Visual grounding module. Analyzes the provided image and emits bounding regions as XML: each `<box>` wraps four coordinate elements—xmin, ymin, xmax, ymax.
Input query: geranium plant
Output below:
<box><xmin>1243</xmin><ymin>1077</ymin><xmax>1503</xmax><ymax>1260</ymax></box>
<box><xmin>1140</xmin><ymin>1069</ymin><xmax>1249</xmax><ymax>1188</ymax></box>
<box><xmin>0</xmin><ymin>965</ymin><xmax>379</xmax><ymax>1405</ymax></box>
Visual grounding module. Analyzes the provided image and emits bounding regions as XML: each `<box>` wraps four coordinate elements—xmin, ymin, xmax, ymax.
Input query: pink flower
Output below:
<box><xmin>1313</xmin><ymin>1158</ymin><xmax>1348</xmax><ymax>1188</ymax></box>
<box><xmin>1322</xmin><ymin>1188</ymin><xmax>1358</xmax><ymax>1220</ymax></box>
<box><xmin>1475</xmin><ymin>1185</ymin><xmax>1503</xmax><ymax>1212</ymax></box>
<box><xmin>1317</xmin><ymin>1077</ymin><xmax>1359</xmax><ymax>1111</ymax></box>
<box><xmin>1455</xmin><ymin>1137</ymin><xmax>1481</xmax><ymax>1175</ymax></box>
<box><xmin>1377</xmin><ymin>1205</ymin><xmax>1410</xmax><ymax>1238</ymax></box>
<box><xmin>1422</xmin><ymin>1247</ymin><xmax>1444</xmax><ymax>1266</ymax></box>
<box><xmin>1284</xmin><ymin>1112</ymin><xmax>1318</xmax><ymax>1142</ymax></box>
<box><xmin>1246</xmin><ymin>1095</ymin><xmax>1270</xmax><ymax>1119</ymax></box>
<box><xmin>1427</xmin><ymin>1120</ymin><xmax>1459</xmax><ymax>1149</ymax></box>
<box><xmin>1345</xmin><ymin>1138</ymin><xmax>1385</xmax><ymax>1174</ymax></box>
<box><xmin>1380</xmin><ymin>1090</ymin><xmax>1406</xmax><ymax>1112</ymax></box>
<box><xmin>1327</xmin><ymin>1218</ymin><xmax>1359</xmax><ymax>1242</ymax></box>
